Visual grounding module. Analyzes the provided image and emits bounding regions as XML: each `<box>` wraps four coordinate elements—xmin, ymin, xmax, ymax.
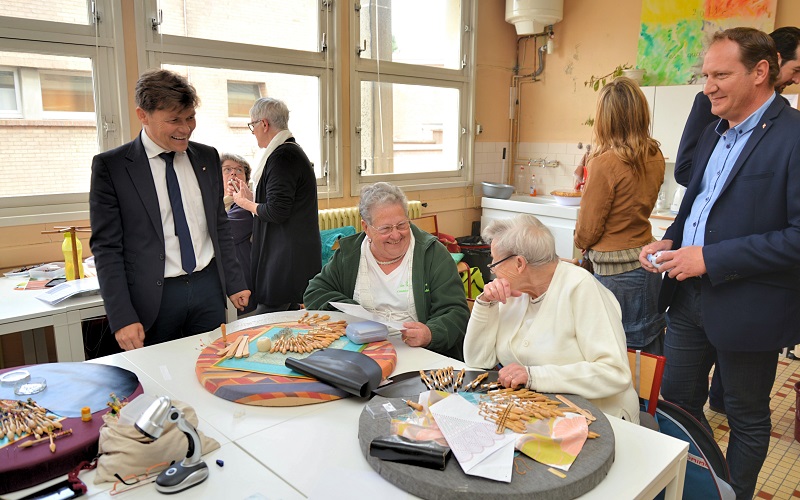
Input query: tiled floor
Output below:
<box><xmin>705</xmin><ymin>356</ymin><xmax>800</xmax><ymax>499</ymax></box>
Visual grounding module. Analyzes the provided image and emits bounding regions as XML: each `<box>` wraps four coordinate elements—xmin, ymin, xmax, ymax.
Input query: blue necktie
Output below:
<box><xmin>160</xmin><ymin>152</ymin><xmax>196</xmax><ymax>274</ymax></box>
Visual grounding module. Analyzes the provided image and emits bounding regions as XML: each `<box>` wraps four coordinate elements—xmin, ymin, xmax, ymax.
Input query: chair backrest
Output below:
<box><xmin>410</xmin><ymin>214</ymin><xmax>438</xmax><ymax>235</ymax></box>
<box><xmin>627</xmin><ymin>349</ymin><xmax>666</xmax><ymax>416</ymax></box>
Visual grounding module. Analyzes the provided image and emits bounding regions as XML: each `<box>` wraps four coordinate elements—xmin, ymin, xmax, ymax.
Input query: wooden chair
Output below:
<box><xmin>410</xmin><ymin>214</ymin><xmax>438</xmax><ymax>235</ymax></box>
<box><xmin>627</xmin><ymin>348</ymin><xmax>666</xmax><ymax>430</ymax></box>
<box><xmin>457</xmin><ymin>261</ymin><xmax>475</xmax><ymax>300</ymax></box>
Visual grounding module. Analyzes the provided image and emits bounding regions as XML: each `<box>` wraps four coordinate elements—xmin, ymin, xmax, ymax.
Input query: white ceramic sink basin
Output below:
<box><xmin>481</xmin><ymin>195</ymin><xmax>580</xmax><ymax>220</ymax></box>
<box><xmin>508</xmin><ymin>195</ymin><xmax>559</xmax><ymax>205</ymax></box>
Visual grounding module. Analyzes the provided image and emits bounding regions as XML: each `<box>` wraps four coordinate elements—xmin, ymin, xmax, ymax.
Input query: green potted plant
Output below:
<box><xmin>582</xmin><ymin>63</ymin><xmax>643</xmax><ymax>125</ymax></box>
<box><xmin>584</xmin><ymin>63</ymin><xmax>633</xmax><ymax>91</ymax></box>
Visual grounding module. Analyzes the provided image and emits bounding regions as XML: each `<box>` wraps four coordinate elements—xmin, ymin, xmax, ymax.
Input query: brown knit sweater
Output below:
<box><xmin>574</xmin><ymin>149</ymin><xmax>665</xmax><ymax>266</ymax></box>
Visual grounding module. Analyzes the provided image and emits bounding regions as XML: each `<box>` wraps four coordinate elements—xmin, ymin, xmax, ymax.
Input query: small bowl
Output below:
<box><xmin>550</xmin><ymin>189</ymin><xmax>582</xmax><ymax>206</ymax></box>
<box><xmin>481</xmin><ymin>182</ymin><xmax>514</xmax><ymax>200</ymax></box>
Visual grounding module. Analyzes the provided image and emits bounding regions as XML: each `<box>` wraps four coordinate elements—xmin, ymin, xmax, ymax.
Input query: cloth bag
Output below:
<box><xmin>94</xmin><ymin>399</ymin><xmax>220</xmax><ymax>483</ymax></box>
<box><xmin>462</xmin><ymin>266</ymin><xmax>485</xmax><ymax>299</ymax></box>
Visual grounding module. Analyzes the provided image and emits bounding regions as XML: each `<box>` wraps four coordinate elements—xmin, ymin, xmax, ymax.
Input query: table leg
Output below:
<box><xmin>51</xmin><ymin>312</ymin><xmax>77</xmax><ymax>362</ymax></box>
<box><xmin>65</xmin><ymin>310</ymin><xmax>87</xmax><ymax>362</ymax></box>
<box><xmin>662</xmin><ymin>451</ymin><xmax>688</xmax><ymax>500</ymax></box>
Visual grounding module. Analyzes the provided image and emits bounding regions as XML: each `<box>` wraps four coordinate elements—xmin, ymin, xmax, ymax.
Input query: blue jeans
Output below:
<box><xmin>595</xmin><ymin>267</ymin><xmax>666</xmax><ymax>354</ymax></box>
<box><xmin>662</xmin><ymin>279</ymin><xmax>778</xmax><ymax>500</ymax></box>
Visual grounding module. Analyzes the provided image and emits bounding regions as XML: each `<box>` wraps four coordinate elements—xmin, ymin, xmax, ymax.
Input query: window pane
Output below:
<box><xmin>360</xmin><ymin>81</ymin><xmax>460</xmax><ymax>175</ymax></box>
<box><xmin>160</xmin><ymin>0</ymin><xmax>319</xmax><ymax>52</ymax></box>
<box><xmin>41</xmin><ymin>71</ymin><xmax>95</xmax><ymax>112</ymax></box>
<box><xmin>2</xmin><ymin>0</ymin><xmax>90</xmax><ymax>25</ymax></box>
<box><xmin>163</xmin><ymin>64</ymin><xmax>322</xmax><ymax>178</ymax></box>
<box><xmin>359</xmin><ymin>0</ymin><xmax>462</xmax><ymax>69</ymax></box>
<box><xmin>227</xmin><ymin>82</ymin><xmax>261</xmax><ymax>118</ymax></box>
<box><xmin>0</xmin><ymin>52</ymin><xmax>97</xmax><ymax>198</ymax></box>
<box><xmin>0</xmin><ymin>70</ymin><xmax>17</xmax><ymax>111</ymax></box>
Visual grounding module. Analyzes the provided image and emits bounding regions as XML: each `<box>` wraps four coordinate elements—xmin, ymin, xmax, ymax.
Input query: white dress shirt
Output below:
<box><xmin>141</xmin><ymin>130</ymin><xmax>214</xmax><ymax>277</ymax></box>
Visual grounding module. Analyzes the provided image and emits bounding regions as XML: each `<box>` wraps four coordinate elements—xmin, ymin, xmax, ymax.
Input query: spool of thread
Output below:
<box><xmin>257</xmin><ymin>337</ymin><xmax>272</xmax><ymax>352</ymax></box>
<box><xmin>81</xmin><ymin>407</ymin><xmax>92</xmax><ymax>422</ymax></box>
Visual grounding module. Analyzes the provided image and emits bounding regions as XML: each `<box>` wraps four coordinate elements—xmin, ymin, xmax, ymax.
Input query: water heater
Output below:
<box><xmin>505</xmin><ymin>0</ymin><xmax>563</xmax><ymax>35</ymax></box>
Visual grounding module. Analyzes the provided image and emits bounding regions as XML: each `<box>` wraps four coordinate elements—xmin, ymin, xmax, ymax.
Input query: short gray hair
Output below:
<box><xmin>249</xmin><ymin>97</ymin><xmax>289</xmax><ymax>130</ymax></box>
<box><xmin>219</xmin><ymin>152</ymin><xmax>251</xmax><ymax>181</ymax></box>
<box><xmin>482</xmin><ymin>214</ymin><xmax>558</xmax><ymax>267</ymax></box>
<box><xmin>358</xmin><ymin>182</ymin><xmax>408</xmax><ymax>225</ymax></box>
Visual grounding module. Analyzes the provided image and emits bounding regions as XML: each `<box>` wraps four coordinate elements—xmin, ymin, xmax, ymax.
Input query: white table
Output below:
<box><xmin>0</xmin><ymin>276</ymin><xmax>105</xmax><ymax>362</ymax></box>
<box><xmin>0</xmin><ymin>276</ymin><xmax>238</xmax><ymax>364</ymax></box>
<box><xmin>5</xmin><ymin>312</ymin><xmax>688</xmax><ymax>499</ymax></box>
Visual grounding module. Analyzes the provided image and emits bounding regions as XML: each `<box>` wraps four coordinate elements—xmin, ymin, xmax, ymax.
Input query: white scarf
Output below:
<box><xmin>251</xmin><ymin>128</ymin><xmax>293</xmax><ymax>190</ymax></box>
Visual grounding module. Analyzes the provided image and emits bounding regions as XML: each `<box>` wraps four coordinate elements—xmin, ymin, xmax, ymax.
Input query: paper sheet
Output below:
<box><xmin>329</xmin><ymin>302</ymin><xmax>405</xmax><ymax>331</ymax></box>
<box><xmin>428</xmin><ymin>393</ymin><xmax>516</xmax><ymax>482</ymax></box>
<box><xmin>35</xmin><ymin>276</ymin><xmax>100</xmax><ymax>305</ymax></box>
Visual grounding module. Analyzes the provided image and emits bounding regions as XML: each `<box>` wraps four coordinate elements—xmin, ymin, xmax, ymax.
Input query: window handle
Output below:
<box><xmin>357</xmin><ymin>39</ymin><xmax>367</xmax><ymax>56</ymax></box>
<box><xmin>151</xmin><ymin>9</ymin><xmax>163</xmax><ymax>32</ymax></box>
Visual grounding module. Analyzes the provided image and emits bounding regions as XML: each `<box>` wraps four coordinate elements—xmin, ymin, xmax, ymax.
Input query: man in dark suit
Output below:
<box><xmin>639</xmin><ymin>28</ymin><xmax>800</xmax><ymax>499</ymax></box>
<box><xmin>232</xmin><ymin>97</ymin><xmax>321</xmax><ymax>313</ymax></box>
<box><xmin>675</xmin><ymin>26</ymin><xmax>800</xmax><ymax>187</ymax></box>
<box><xmin>90</xmin><ymin>69</ymin><xmax>250</xmax><ymax>350</ymax></box>
<box><xmin>673</xmin><ymin>26</ymin><xmax>800</xmax><ymax>415</ymax></box>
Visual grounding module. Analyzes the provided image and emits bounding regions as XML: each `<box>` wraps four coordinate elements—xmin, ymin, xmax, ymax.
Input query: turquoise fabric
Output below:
<box><xmin>321</xmin><ymin>226</ymin><xmax>357</xmax><ymax>266</ymax></box>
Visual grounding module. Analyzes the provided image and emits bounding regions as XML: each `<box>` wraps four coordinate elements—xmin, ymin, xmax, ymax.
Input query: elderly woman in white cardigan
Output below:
<box><xmin>464</xmin><ymin>214</ymin><xmax>640</xmax><ymax>423</ymax></box>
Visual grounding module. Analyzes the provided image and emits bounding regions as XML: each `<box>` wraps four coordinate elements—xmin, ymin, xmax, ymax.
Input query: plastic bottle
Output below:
<box><xmin>515</xmin><ymin>165</ymin><xmax>528</xmax><ymax>195</ymax></box>
<box><xmin>62</xmin><ymin>232</ymin><xmax>84</xmax><ymax>281</ymax></box>
<box><xmin>529</xmin><ymin>173</ymin><xmax>538</xmax><ymax>197</ymax></box>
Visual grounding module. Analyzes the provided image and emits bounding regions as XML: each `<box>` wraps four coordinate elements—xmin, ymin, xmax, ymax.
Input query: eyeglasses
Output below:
<box><xmin>370</xmin><ymin>220</ymin><xmax>411</xmax><ymax>235</ymax></box>
<box><xmin>110</xmin><ymin>462</ymin><xmax>171</xmax><ymax>496</ymax></box>
<box><xmin>487</xmin><ymin>254</ymin><xmax>517</xmax><ymax>273</ymax></box>
<box><xmin>247</xmin><ymin>119</ymin><xmax>262</xmax><ymax>132</ymax></box>
<box><xmin>223</xmin><ymin>166</ymin><xmax>245</xmax><ymax>175</ymax></box>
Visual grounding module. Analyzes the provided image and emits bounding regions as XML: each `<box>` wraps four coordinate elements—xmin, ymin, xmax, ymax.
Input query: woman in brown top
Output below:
<box><xmin>574</xmin><ymin>77</ymin><xmax>666</xmax><ymax>355</ymax></box>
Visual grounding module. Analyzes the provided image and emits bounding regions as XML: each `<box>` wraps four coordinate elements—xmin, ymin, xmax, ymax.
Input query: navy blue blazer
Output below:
<box><xmin>659</xmin><ymin>95</ymin><xmax>800</xmax><ymax>351</ymax></box>
<box><xmin>89</xmin><ymin>134</ymin><xmax>247</xmax><ymax>333</ymax></box>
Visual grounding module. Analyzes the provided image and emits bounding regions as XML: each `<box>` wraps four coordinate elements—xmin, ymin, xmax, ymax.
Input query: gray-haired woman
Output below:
<box><xmin>221</xmin><ymin>152</ymin><xmax>255</xmax><ymax>316</ymax></box>
<box><xmin>464</xmin><ymin>214</ymin><xmax>640</xmax><ymax>423</ymax></box>
<box><xmin>304</xmin><ymin>182</ymin><xmax>469</xmax><ymax>360</ymax></box>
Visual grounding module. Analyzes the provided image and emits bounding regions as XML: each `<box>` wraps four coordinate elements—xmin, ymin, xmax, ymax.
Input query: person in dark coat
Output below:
<box><xmin>221</xmin><ymin>152</ymin><xmax>257</xmax><ymax>316</ymax></box>
<box><xmin>640</xmin><ymin>28</ymin><xmax>800</xmax><ymax>499</ymax></box>
<box><xmin>233</xmin><ymin>98</ymin><xmax>321</xmax><ymax>313</ymax></box>
<box><xmin>90</xmin><ymin>69</ymin><xmax>249</xmax><ymax>350</ymax></box>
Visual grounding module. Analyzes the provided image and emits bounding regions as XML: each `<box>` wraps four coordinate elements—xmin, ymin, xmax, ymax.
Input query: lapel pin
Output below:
<box><xmin>202</xmin><ymin>166</ymin><xmax>207</xmax><ymax>171</ymax></box>
<box><xmin>762</xmin><ymin>123</ymin><xmax>766</xmax><ymax>129</ymax></box>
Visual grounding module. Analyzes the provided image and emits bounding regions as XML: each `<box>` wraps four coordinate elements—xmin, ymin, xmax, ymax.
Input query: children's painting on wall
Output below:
<box><xmin>637</xmin><ymin>0</ymin><xmax>777</xmax><ymax>86</ymax></box>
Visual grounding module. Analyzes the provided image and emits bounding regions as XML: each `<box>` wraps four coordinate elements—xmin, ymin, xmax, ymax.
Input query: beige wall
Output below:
<box><xmin>3</xmin><ymin>0</ymin><xmax>799</xmax><ymax>270</ymax></box>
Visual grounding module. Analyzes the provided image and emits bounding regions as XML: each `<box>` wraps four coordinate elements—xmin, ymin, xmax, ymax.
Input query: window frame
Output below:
<box><xmin>136</xmin><ymin>0</ymin><xmax>341</xmax><ymax>195</ymax></box>
<box><xmin>226</xmin><ymin>80</ymin><xmax>263</xmax><ymax>119</ymax></box>
<box><xmin>39</xmin><ymin>68</ymin><xmax>97</xmax><ymax>118</ymax></box>
<box><xmin>0</xmin><ymin>0</ymin><xmax>129</xmax><ymax>225</ymax></box>
<box><xmin>349</xmin><ymin>0</ymin><xmax>476</xmax><ymax>193</ymax></box>
<box><xmin>0</xmin><ymin>67</ymin><xmax>22</xmax><ymax>118</ymax></box>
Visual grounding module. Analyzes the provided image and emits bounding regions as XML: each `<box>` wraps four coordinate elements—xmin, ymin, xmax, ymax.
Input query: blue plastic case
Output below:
<box><xmin>345</xmin><ymin>320</ymin><xmax>389</xmax><ymax>344</ymax></box>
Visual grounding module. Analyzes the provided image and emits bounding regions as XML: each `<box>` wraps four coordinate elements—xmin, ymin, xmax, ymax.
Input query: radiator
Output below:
<box><xmin>318</xmin><ymin>200</ymin><xmax>422</xmax><ymax>230</ymax></box>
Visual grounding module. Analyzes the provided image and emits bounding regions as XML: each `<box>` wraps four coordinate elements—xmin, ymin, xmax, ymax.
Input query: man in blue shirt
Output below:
<box><xmin>673</xmin><ymin>28</ymin><xmax>800</xmax><ymax>417</ymax></box>
<box><xmin>640</xmin><ymin>28</ymin><xmax>800</xmax><ymax>499</ymax></box>
<box><xmin>674</xmin><ymin>27</ymin><xmax>800</xmax><ymax>187</ymax></box>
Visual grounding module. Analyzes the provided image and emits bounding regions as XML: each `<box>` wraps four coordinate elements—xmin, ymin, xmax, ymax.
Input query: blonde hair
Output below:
<box><xmin>591</xmin><ymin>77</ymin><xmax>660</xmax><ymax>174</ymax></box>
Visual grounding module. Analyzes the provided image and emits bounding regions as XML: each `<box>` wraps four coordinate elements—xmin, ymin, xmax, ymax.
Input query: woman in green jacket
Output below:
<box><xmin>304</xmin><ymin>182</ymin><xmax>469</xmax><ymax>360</ymax></box>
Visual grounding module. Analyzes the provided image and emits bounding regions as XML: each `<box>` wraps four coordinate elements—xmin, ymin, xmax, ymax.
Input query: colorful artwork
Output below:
<box><xmin>637</xmin><ymin>0</ymin><xmax>777</xmax><ymax>86</ymax></box>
